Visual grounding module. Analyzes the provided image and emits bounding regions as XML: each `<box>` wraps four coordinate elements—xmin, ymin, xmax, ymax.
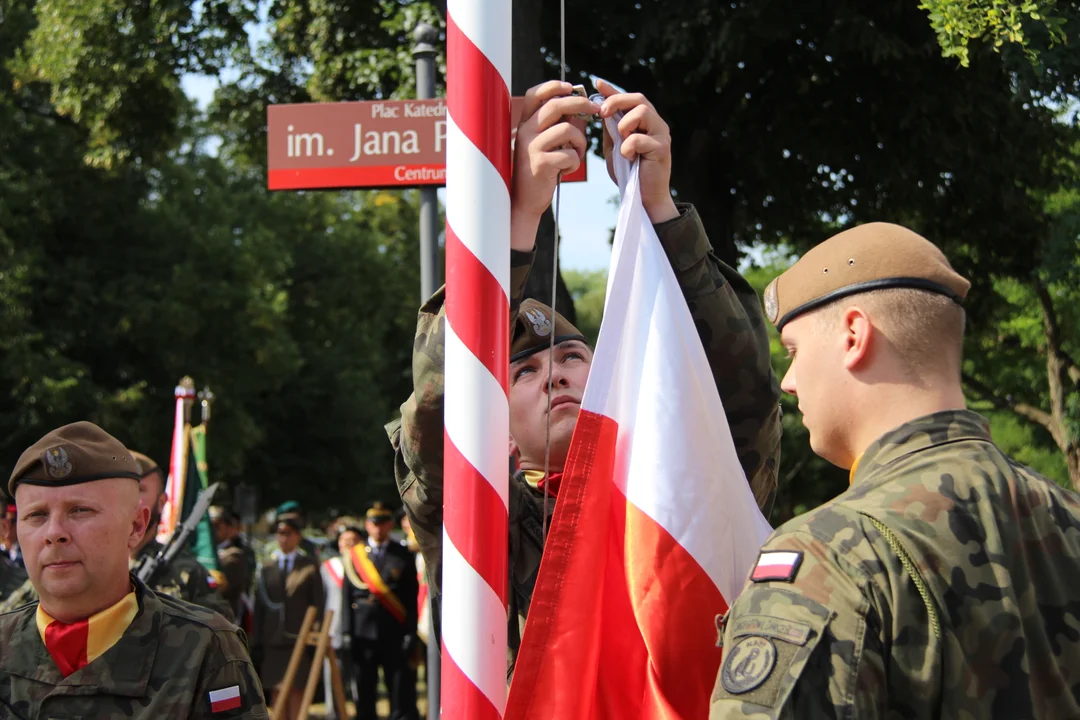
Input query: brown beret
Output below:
<box><xmin>130</xmin><ymin>451</ymin><xmax>162</xmax><ymax>479</ymax></box>
<box><xmin>9</xmin><ymin>421</ymin><xmax>141</xmax><ymax>496</ymax></box>
<box><xmin>366</xmin><ymin>502</ymin><xmax>394</xmax><ymax>522</ymax></box>
<box><xmin>511</xmin><ymin>299</ymin><xmax>587</xmax><ymax>363</ymax></box>
<box><xmin>765</xmin><ymin>222</ymin><xmax>970</xmax><ymax>331</ymax></box>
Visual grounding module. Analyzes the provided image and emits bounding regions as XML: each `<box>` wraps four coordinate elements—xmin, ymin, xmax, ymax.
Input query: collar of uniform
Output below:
<box><xmin>2</xmin><ymin>575</ymin><xmax>159</xmax><ymax>695</ymax></box>
<box><xmin>850</xmin><ymin>409</ymin><xmax>991</xmax><ymax>489</ymax></box>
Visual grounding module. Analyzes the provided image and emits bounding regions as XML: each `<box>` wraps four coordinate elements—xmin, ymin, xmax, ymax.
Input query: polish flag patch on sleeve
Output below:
<box><xmin>209</xmin><ymin>685</ymin><xmax>242</xmax><ymax>713</ymax></box>
<box><xmin>750</xmin><ymin>550</ymin><xmax>804</xmax><ymax>583</ymax></box>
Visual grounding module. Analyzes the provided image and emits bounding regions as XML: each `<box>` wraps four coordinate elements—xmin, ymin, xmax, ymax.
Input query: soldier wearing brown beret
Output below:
<box><xmin>0</xmin><ymin>421</ymin><xmax>268</xmax><ymax>718</ymax></box>
<box><xmin>388</xmin><ymin>78</ymin><xmax>783</xmax><ymax>673</ymax></box>
<box><xmin>711</xmin><ymin>224</ymin><xmax>1080</xmax><ymax>719</ymax></box>
<box><xmin>128</xmin><ymin>450</ymin><xmax>234</xmax><ymax>621</ymax></box>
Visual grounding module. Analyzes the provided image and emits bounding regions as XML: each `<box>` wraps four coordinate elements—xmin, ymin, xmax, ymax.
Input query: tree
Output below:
<box><xmin>549</xmin><ymin>0</ymin><xmax>1065</xmax><ymax>275</ymax></box>
<box><xmin>961</xmin><ymin>212</ymin><xmax>1080</xmax><ymax>489</ymax></box>
<box><xmin>920</xmin><ymin>0</ymin><xmax>1066</xmax><ymax>67</ymax></box>
<box><xmin>0</xmin><ymin>1</ymin><xmax>422</xmax><ymax>510</ymax></box>
<box><xmin>562</xmin><ymin>269</ymin><xmax>605</xmax><ymax>345</ymax></box>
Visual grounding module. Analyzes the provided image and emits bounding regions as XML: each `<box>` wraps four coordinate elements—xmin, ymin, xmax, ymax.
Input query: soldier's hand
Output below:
<box><xmin>595</xmin><ymin>79</ymin><xmax>679</xmax><ymax>224</ymax></box>
<box><xmin>510</xmin><ymin>81</ymin><xmax>598</xmax><ymax>250</ymax></box>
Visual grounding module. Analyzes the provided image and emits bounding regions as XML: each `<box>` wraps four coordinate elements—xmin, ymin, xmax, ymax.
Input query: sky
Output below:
<box><xmin>181</xmin><ymin>74</ymin><xmax>618</xmax><ymax>273</ymax></box>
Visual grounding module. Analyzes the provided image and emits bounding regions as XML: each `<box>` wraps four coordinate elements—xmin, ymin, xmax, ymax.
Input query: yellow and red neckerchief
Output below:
<box><xmin>848</xmin><ymin>455</ymin><xmax>862</xmax><ymax>485</ymax></box>
<box><xmin>523</xmin><ymin>470</ymin><xmax>563</xmax><ymax>496</ymax></box>
<box><xmin>36</xmin><ymin>590</ymin><xmax>139</xmax><ymax>677</ymax></box>
<box><xmin>344</xmin><ymin>545</ymin><xmax>407</xmax><ymax>624</ymax></box>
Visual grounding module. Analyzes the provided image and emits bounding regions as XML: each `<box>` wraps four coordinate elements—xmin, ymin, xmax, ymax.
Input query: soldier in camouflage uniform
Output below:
<box><xmin>131</xmin><ymin>450</ymin><xmax>235</xmax><ymax>621</ymax></box>
<box><xmin>388</xmin><ymin>79</ymin><xmax>782</xmax><ymax>674</ymax></box>
<box><xmin>710</xmin><ymin>223</ymin><xmax>1080</xmax><ymax>718</ymax></box>
<box><xmin>0</xmin><ymin>421</ymin><xmax>268</xmax><ymax>718</ymax></box>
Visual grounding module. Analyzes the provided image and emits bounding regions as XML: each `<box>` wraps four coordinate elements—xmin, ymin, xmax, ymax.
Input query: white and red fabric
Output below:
<box><xmin>504</xmin><ymin>116</ymin><xmax>773</xmax><ymax>720</ymax></box>
<box><xmin>442</xmin><ymin>0</ymin><xmax>512</xmax><ymax>718</ymax></box>
<box><xmin>157</xmin><ymin>384</ymin><xmax>193</xmax><ymax>543</ymax></box>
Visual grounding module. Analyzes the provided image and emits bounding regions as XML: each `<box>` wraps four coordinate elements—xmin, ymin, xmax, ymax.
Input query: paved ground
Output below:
<box><xmin>305</xmin><ymin>666</ymin><xmax>430</xmax><ymax>719</ymax></box>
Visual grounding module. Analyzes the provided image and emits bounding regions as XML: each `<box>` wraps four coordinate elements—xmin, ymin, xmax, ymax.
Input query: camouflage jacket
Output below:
<box><xmin>0</xmin><ymin>554</ymin><xmax>27</xmax><ymax>606</ymax></box>
<box><xmin>710</xmin><ymin>410</ymin><xmax>1080</xmax><ymax>719</ymax></box>
<box><xmin>0</xmin><ymin>577</ymin><xmax>35</xmax><ymax>615</ymax></box>
<box><xmin>133</xmin><ymin>540</ymin><xmax>235</xmax><ymax>622</ymax></box>
<box><xmin>0</xmin><ymin>576</ymin><xmax>268</xmax><ymax>719</ymax></box>
<box><xmin>388</xmin><ymin>204</ymin><xmax>782</xmax><ymax>674</ymax></box>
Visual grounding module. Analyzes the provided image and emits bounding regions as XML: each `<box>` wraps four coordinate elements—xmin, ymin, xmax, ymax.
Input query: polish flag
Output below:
<box><xmin>503</xmin><ymin>117</ymin><xmax>773</xmax><ymax>719</ymax></box>
<box><xmin>209</xmin><ymin>685</ymin><xmax>242</xmax><ymax>713</ymax></box>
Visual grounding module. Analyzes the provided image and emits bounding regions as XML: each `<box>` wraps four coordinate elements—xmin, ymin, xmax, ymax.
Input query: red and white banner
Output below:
<box><xmin>157</xmin><ymin>384</ymin><xmax>193</xmax><ymax>543</ymax></box>
<box><xmin>504</xmin><ymin>115</ymin><xmax>773</xmax><ymax>720</ymax></box>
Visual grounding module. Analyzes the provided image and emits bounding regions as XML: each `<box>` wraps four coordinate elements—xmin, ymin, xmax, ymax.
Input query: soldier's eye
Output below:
<box><xmin>513</xmin><ymin>366</ymin><xmax>536</xmax><ymax>381</ymax></box>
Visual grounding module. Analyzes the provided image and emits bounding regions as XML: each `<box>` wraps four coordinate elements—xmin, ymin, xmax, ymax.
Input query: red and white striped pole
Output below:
<box><xmin>442</xmin><ymin>0</ymin><xmax>511</xmax><ymax>717</ymax></box>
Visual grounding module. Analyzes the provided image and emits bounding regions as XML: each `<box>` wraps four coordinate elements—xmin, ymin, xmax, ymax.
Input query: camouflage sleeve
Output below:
<box><xmin>387</xmin><ymin>249</ymin><xmax>536</xmax><ymax>600</ymax></box>
<box><xmin>709</xmin><ymin>530</ymin><xmax>887</xmax><ymax>720</ymax></box>
<box><xmin>654</xmin><ymin>204</ymin><xmax>782</xmax><ymax>517</ymax></box>
<box><xmin>190</xmin><ymin>630</ymin><xmax>270</xmax><ymax>719</ymax></box>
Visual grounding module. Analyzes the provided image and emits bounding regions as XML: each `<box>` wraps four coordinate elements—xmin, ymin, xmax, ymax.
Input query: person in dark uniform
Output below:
<box><xmin>0</xmin><ymin>501</ymin><xmax>27</xmax><ymax>604</ymax></box>
<box><xmin>252</xmin><ymin>515</ymin><xmax>325</xmax><ymax>719</ymax></box>
<box><xmin>1</xmin><ymin>499</ymin><xmax>23</xmax><ymax>569</ymax></box>
<box><xmin>211</xmin><ymin>505</ymin><xmax>255</xmax><ymax>629</ymax></box>
<box><xmin>342</xmin><ymin>502</ymin><xmax>420</xmax><ymax>720</ymax></box>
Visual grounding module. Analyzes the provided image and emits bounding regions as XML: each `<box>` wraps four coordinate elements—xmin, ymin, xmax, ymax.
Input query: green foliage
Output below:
<box><xmin>562</xmin><ymin>269</ymin><xmax>606</xmax><ymax>346</ymax></box>
<box><xmin>11</xmin><ymin>0</ymin><xmax>257</xmax><ymax>167</ymax></box>
<box><xmin>6</xmin><ymin>0</ymin><xmax>1080</xmax><ymax>513</ymax></box>
<box><xmin>0</xmin><ymin>8</ymin><xmax>420</xmax><ymax>510</ymax></box>
<box><xmin>920</xmin><ymin>0</ymin><xmax>1066</xmax><ymax>67</ymax></box>
<box><xmin>269</xmin><ymin>0</ymin><xmax>444</xmax><ymax>102</ymax></box>
<box><xmin>982</xmin><ymin>409</ymin><xmax>1070</xmax><ymax>486</ymax></box>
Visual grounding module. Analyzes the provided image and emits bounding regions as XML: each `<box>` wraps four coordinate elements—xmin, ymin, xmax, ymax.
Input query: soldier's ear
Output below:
<box><xmin>841</xmin><ymin>306</ymin><xmax>873</xmax><ymax>372</ymax></box>
<box><xmin>130</xmin><ymin>505</ymin><xmax>151</xmax><ymax>549</ymax></box>
<box><xmin>509</xmin><ymin>436</ymin><xmax>519</xmax><ymax>460</ymax></box>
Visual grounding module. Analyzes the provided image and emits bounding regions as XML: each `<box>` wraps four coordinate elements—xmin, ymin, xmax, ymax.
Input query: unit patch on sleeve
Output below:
<box><xmin>720</xmin><ymin>636</ymin><xmax>777</xmax><ymax>694</ymax></box>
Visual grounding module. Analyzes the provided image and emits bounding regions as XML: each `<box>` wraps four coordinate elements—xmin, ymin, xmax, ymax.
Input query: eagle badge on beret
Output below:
<box><xmin>524</xmin><ymin>307</ymin><xmax>553</xmax><ymax>337</ymax></box>
<box><xmin>44</xmin><ymin>446</ymin><xmax>73</xmax><ymax>479</ymax></box>
<box><xmin>764</xmin><ymin>279</ymin><xmax>779</xmax><ymax>324</ymax></box>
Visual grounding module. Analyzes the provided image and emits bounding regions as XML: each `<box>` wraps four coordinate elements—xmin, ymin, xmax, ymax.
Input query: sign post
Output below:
<box><xmin>413</xmin><ymin>26</ymin><xmax>444</xmax><ymax>720</ymax></box>
<box><xmin>414</xmin><ymin>23</ymin><xmax>442</xmax><ymax>302</ymax></box>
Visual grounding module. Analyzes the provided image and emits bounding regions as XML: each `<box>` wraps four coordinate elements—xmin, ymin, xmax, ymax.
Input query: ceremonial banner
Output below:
<box><xmin>187</xmin><ymin>425</ymin><xmax>221</xmax><ymax>579</ymax></box>
<box><xmin>504</xmin><ymin>120</ymin><xmax>773</xmax><ymax>719</ymax></box>
<box><xmin>157</xmin><ymin>388</ymin><xmax>190</xmax><ymax>543</ymax></box>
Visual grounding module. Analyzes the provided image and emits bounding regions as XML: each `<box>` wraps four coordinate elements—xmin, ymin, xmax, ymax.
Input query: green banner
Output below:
<box><xmin>185</xmin><ymin>424</ymin><xmax>220</xmax><ymax>573</ymax></box>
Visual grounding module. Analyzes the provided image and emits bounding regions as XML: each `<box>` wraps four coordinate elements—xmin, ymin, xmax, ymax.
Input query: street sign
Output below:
<box><xmin>268</xmin><ymin>98</ymin><xmax>588</xmax><ymax>190</ymax></box>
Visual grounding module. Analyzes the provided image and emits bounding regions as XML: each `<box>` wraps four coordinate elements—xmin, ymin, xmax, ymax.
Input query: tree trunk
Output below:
<box><xmin>1068</xmin><ymin>446</ymin><xmax>1080</xmax><ymax>491</ymax></box>
<box><xmin>1035</xmin><ymin>279</ymin><xmax>1080</xmax><ymax>491</ymax></box>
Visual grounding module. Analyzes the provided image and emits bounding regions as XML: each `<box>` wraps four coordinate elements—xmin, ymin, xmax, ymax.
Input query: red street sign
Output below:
<box><xmin>267</xmin><ymin>98</ymin><xmax>588</xmax><ymax>190</ymax></box>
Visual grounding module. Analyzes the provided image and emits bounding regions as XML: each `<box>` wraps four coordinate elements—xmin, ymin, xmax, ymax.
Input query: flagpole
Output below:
<box><xmin>159</xmin><ymin>376</ymin><xmax>196</xmax><ymax>543</ymax></box>
<box><xmin>443</xmin><ymin>0</ymin><xmax>512</xmax><ymax>716</ymax></box>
